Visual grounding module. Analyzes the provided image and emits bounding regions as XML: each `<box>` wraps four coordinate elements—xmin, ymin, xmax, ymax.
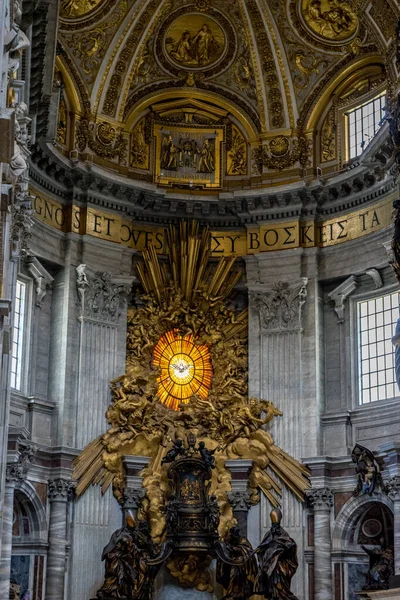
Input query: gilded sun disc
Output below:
<box><xmin>164</xmin><ymin>14</ymin><xmax>226</xmax><ymax>70</ymax></box>
<box><xmin>300</xmin><ymin>0</ymin><xmax>358</xmax><ymax>43</ymax></box>
<box><xmin>153</xmin><ymin>330</ymin><xmax>213</xmax><ymax>411</ymax></box>
<box><xmin>60</xmin><ymin>0</ymin><xmax>103</xmax><ymax>19</ymax></box>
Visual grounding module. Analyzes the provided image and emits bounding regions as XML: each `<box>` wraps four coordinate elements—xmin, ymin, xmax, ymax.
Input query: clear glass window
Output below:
<box><xmin>347</xmin><ymin>94</ymin><xmax>386</xmax><ymax>159</ymax></box>
<box><xmin>358</xmin><ymin>291</ymin><xmax>399</xmax><ymax>404</ymax></box>
<box><xmin>11</xmin><ymin>280</ymin><xmax>26</xmax><ymax>390</ymax></box>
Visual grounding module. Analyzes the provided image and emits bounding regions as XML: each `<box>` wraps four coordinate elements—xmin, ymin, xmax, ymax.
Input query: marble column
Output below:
<box><xmin>45</xmin><ymin>478</ymin><xmax>74</xmax><ymax>600</ymax></box>
<box><xmin>308</xmin><ymin>488</ymin><xmax>334</xmax><ymax>600</ymax></box>
<box><xmin>0</xmin><ymin>475</ymin><xmax>16</xmax><ymax>599</ymax></box>
<box><xmin>226</xmin><ymin>460</ymin><xmax>253</xmax><ymax>537</ymax></box>
<box><xmin>122</xmin><ymin>456</ymin><xmax>150</xmax><ymax>521</ymax></box>
<box><xmin>386</xmin><ymin>476</ymin><xmax>400</xmax><ymax>575</ymax></box>
<box><xmin>227</xmin><ymin>491</ymin><xmax>252</xmax><ymax>537</ymax></box>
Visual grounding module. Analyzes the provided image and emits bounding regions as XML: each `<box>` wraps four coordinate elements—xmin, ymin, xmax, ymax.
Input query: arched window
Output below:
<box><xmin>345</xmin><ymin>93</ymin><xmax>386</xmax><ymax>160</ymax></box>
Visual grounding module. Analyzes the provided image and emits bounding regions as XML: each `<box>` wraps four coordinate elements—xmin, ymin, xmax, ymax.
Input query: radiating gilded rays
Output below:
<box><xmin>153</xmin><ymin>330</ymin><xmax>212</xmax><ymax>410</ymax></box>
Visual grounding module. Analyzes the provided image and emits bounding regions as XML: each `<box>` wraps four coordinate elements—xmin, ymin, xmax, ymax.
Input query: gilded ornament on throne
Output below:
<box><xmin>154</xmin><ymin>124</ymin><xmax>223</xmax><ymax>188</ymax></box>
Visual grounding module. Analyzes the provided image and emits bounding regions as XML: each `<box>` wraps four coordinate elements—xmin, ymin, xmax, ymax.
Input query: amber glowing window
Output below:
<box><xmin>153</xmin><ymin>330</ymin><xmax>212</xmax><ymax>410</ymax></box>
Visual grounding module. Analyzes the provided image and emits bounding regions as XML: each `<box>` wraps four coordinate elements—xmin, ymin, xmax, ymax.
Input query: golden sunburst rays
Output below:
<box><xmin>153</xmin><ymin>329</ymin><xmax>213</xmax><ymax>410</ymax></box>
<box><xmin>137</xmin><ymin>221</ymin><xmax>243</xmax><ymax>309</ymax></box>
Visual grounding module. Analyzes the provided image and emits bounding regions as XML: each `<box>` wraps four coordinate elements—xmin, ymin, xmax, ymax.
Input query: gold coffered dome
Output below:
<box><xmin>54</xmin><ymin>0</ymin><xmax>394</xmax><ymax>192</ymax></box>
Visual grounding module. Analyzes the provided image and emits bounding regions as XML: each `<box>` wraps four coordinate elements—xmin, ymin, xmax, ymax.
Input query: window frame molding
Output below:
<box><xmin>10</xmin><ymin>274</ymin><xmax>33</xmax><ymax>396</ymax></box>
<box><xmin>339</xmin><ymin>85</ymin><xmax>386</xmax><ymax>164</ymax></box>
<box><xmin>350</xmin><ymin>282</ymin><xmax>400</xmax><ymax>410</ymax></box>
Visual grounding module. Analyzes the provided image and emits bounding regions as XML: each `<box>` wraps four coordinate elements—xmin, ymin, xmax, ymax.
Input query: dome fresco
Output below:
<box><xmin>52</xmin><ymin>0</ymin><xmax>391</xmax><ymax>196</ymax></box>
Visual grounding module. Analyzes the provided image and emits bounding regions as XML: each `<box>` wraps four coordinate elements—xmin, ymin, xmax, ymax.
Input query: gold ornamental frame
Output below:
<box><xmin>154</xmin><ymin>124</ymin><xmax>224</xmax><ymax>189</ymax></box>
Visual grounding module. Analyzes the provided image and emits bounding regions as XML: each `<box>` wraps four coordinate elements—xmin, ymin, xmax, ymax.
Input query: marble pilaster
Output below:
<box><xmin>248</xmin><ymin>268</ymin><xmax>310</xmax><ymax>598</ymax></box>
<box><xmin>308</xmin><ymin>488</ymin><xmax>334</xmax><ymax>600</ymax></box>
<box><xmin>45</xmin><ymin>478</ymin><xmax>74</xmax><ymax>600</ymax></box>
<box><xmin>70</xmin><ymin>265</ymin><xmax>133</xmax><ymax>600</ymax></box>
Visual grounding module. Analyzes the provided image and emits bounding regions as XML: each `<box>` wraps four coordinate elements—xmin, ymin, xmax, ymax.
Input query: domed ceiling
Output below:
<box><xmin>44</xmin><ymin>0</ymin><xmax>397</xmax><ymax>195</ymax></box>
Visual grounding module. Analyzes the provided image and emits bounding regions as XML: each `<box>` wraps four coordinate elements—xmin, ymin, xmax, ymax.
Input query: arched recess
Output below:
<box><xmin>125</xmin><ymin>90</ymin><xmax>257</xmax><ymax>182</ymax></box>
<box><xmin>332</xmin><ymin>493</ymin><xmax>394</xmax><ymax>600</ymax></box>
<box><xmin>305</xmin><ymin>54</ymin><xmax>387</xmax><ymax>133</ymax></box>
<box><xmin>308</xmin><ymin>56</ymin><xmax>386</xmax><ymax>168</ymax></box>
<box><xmin>124</xmin><ymin>89</ymin><xmax>260</xmax><ymax>141</ymax></box>
<box><xmin>10</xmin><ymin>481</ymin><xmax>48</xmax><ymax>600</ymax></box>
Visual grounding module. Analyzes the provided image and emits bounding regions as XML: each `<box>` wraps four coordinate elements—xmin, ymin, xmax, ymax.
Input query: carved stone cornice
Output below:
<box><xmin>328</xmin><ymin>275</ymin><xmax>358</xmax><ymax>323</ymax></box>
<box><xmin>28</xmin><ymin>138</ymin><xmax>397</xmax><ymax>227</ymax></box>
<box><xmin>25</xmin><ymin>255</ymin><xmax>54</xmax><ymax>306</ymax></box>
<box><xmin>307</xmin><ymin>488</ymin><xmax>334</xmax><ymax>511</ymax></box>
<box><xmin>120</xmin><ymin>488</ymin><xmax>145</xmax><ymax>510</ymax></box>
<box><xmin>76</xmin><ymin>264</ymin><xmax>132</xmax><ymax>323</ymax></box>
<box><xmin>249</xmin><ymin>278</ymin><xmax>308</xmax><ymax>333</ymax></box>
<box><xmin>48</xmin><ymin>478</ymin><xmax>75</xmax><ymax>502</ymax></box>
<box><xmin>228</xmin><ymin>490</ymin><xmax>252</xmax><ymax>511</ymax></box>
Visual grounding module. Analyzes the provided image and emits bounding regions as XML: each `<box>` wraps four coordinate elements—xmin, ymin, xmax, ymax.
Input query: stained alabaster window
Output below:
<box><xmin>11</xmin><ymin>280</ymin><xmax>27</xmax><ymax>391</ymax></box>
<box><xmin>347</xmin><ymin>93</ymin><xmax>386</xmax><ymax>160</ymax></box>
<box><xmin>153</xmin><ymin>329</ymin><xmax>213</xmax><ymax>411</ymax></box>
<box><xmin>358</xmin><ymin>290</ymin><xmax>399</xmax><ymax>404</ymax></box>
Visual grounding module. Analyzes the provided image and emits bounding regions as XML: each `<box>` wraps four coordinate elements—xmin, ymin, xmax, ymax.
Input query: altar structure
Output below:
<box><xmin>1</xmin><ymin>1</ymin><xmax>400</xmax><ymax>600</ymax></box>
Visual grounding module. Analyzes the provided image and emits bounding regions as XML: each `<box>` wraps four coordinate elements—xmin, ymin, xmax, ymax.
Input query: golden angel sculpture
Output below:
<box><xmin>73</xmin><ymin>222</ymin><xmax>311</xmax><ymax>548</ymax></box>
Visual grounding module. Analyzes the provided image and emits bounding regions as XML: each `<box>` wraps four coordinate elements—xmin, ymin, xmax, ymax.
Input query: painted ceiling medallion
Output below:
<box><xmin>60</xmin><ymin>0</ymin><xmax>104</xmax><ymax>19</ymax></box>
<box><xmin>165</xmin><ymin>14</ymin><xmax>226</xmax><ymax>70</ymax></box>
<box><xmin>153</xmin><ymin>329</ymin><xmax>213</xmax><ymax>411</ymax></box>
<box><xmin>156</xmin><ymin>5</ymin><xmax>236</xmax><ymax>78</ymax></box>
<box><xmin>299</xmin><ymin>0</ymin><xmax>358</xmax><ymax>44</ymax></box>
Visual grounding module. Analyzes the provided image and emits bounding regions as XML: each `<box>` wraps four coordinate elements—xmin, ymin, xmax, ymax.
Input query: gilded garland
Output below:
<box><xmin>73</xmin><ymin>222</ymin><xmax>310</xmax><ymax>558</ymax></box>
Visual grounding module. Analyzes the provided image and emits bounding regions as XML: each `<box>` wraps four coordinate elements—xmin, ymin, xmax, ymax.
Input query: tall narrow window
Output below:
<box><xmin>358</xmin><ymin>291</ymin><xmax>399</xmax><ymax>404</ymax></box>
<box><xmin>11</xmin><ymin>280</ymin><xmax>27</xmax><ymax>390</ymax></box>
<box><xmin>347</xmin><ymin>94</ymin><xmax>386</xmax><ymax>159</ymax></box>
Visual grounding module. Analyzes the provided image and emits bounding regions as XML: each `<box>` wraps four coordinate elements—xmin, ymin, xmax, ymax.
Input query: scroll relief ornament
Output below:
<box><xmin>250</xmin><ymin>279</ymin><xmax>308</xmax><ymax>332</ymax></box>
<box><xmin>76</xmin><ymin>264</ymin><xmax>132</xmax><ymax>323</ymax></box>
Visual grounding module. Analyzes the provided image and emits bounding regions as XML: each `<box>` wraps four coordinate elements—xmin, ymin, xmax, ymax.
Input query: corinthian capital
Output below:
<box><xmin>228</xmin><ymin>490</ymin><xmax>252</xmax><ymax>511</ymax></box>
<box><xmin>48</xmin><ymin>478</ymin><xmax>75</xmax><ymax>502</ymax></box>
<box><xmin>76</xmin><ymin>264</ymin><xmax>133</xmax><ymax>323</ymax></box>
<box><xmin>384</xmin><ymin>476</ymin><xmax>400</xmax><ymax>499</ymax></box>
<box><xmin>307</xmin><ymin>488</ymin><xmax>334</xmax><ymax>510</ymax></box>
<box><xmin>249</xmin><ymin>278</ymin><xmax>308</xmax><ymax>332</ymax></box>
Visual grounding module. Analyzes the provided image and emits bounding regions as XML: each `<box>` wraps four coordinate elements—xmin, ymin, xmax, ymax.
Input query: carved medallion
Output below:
<box><xmin>299</xmin><ymin>0</ymin><xmax>358</xmax><ymax>44</ymax></box>
<box><xmin>156</xmin><ymin>6</ymin><xmax>236</xmax><ymax>78</ymax></box>
<box><xmin>165</xmin><ymin>14</ymin><xmax>225</xmax><ymax>70</ymax></box>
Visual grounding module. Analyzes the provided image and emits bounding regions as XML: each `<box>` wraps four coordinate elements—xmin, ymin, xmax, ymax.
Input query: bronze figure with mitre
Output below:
<box><xmin>97</xmin><ymin>513</ymin><xmax>165</xmax><ymax>600</ymax></box>
<box><xmin>255</xmin><ymin>508</ymin><xmax>299</xmax><ymax>600</ymax></box>
<box><xmin>216</xmin><ymin>526</ymin><xmax>258</xmax><ymax>600</ymax></box>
